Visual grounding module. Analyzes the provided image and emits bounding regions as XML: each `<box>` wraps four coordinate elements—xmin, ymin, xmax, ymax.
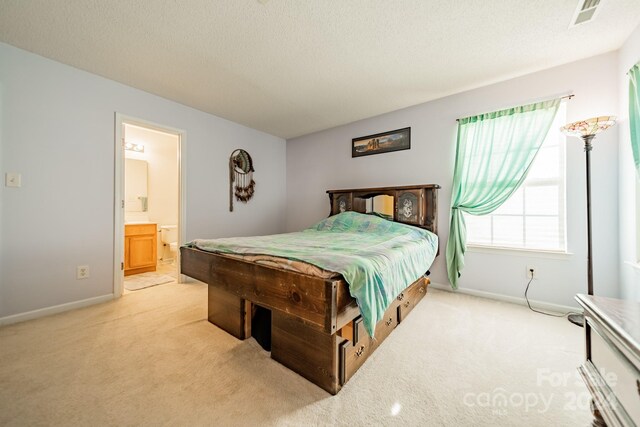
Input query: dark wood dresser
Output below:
<box><xmin>576</xmin><ymin>294</ymin><xmax>640</xmax><ymax>426</ymax></box>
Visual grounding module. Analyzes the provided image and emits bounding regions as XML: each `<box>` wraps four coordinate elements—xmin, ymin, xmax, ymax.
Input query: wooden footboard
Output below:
<box><xmin>181</xmin><ymin>246</ymin><xmax>430</xmax><ymax>394</ymax></box>
<box><xmin>272</xmin><ymin>277</ymin><xmax>429</xmax><ymax>394</ymax></box>
<box><xmin>181</xmin><ymin>247</ymin><xmax>359</xmax><ymax>334</ymax></box>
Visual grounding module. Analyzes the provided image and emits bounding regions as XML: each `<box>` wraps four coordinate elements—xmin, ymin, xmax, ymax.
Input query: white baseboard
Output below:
<box><xmin>0</xmin><ymin>294</ymin><xmax>114</xmax><ymax>326</ymax></box>
<box><xmin>0</xmin><ymin>282</ymin><xmax>579</xmax><ymax>326</ymax></box>
<box><xmin>429</xmin><ymin>282</ymin><xmax>581</xmax><ymax>314</ymax></box>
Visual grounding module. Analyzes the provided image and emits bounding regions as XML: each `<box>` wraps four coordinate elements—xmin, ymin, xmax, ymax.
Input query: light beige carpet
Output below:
<box><xmin>0</xmin><ymin>284</ymin><xmax>592</xmax><ymax>426</ymax></box>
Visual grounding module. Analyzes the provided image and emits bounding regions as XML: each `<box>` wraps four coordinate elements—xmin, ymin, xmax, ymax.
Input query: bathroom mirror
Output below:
<box><xmin>125</xmin><ymin>159</ymin><xmax>148</xmax><ymax>212</ymax></box>
<box><xmin>365</xmin><ymin>195</ymin><xmax>394</xmax><ymax>220</ymax></box>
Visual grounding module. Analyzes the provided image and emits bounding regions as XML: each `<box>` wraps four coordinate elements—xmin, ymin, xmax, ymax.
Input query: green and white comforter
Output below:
<box><xmin>188</xmin><ymin>211</ymin><xmax>438</xmax><ymax>337</ymax></box>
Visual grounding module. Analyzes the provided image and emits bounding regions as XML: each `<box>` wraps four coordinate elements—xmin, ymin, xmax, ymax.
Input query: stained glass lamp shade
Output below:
<box><xmin>560</xmin><ymin>116</ymin><xmax>616</xmax><ymax>137</ymax></box>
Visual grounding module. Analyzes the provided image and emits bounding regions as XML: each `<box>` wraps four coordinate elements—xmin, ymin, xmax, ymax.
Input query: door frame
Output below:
<box><xmin>113</xmin><ymin>113</ymin><xmax>187</xmax><ymax>297</ymax></box>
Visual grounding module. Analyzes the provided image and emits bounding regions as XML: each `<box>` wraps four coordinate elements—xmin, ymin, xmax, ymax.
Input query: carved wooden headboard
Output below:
<box><xmin>326</xmin><ymin>184</ymin><xmax>440</xmax><ymax>235</ymax></box>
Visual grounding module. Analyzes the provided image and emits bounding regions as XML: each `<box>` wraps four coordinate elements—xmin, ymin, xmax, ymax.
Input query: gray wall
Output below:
<box><xmin>618</xmin><ymin>25</ymin><xmax>640</xmax><ymax>301</ymax></box>
<box><xmin>287</xmin><ymin>52</ymin><xmax>621</xmax><ymax>308</ymax></box>
<box><xmin>0</xmin><ymin>43</ymin><xmax>287</xmax><ymax>319</ymax></box>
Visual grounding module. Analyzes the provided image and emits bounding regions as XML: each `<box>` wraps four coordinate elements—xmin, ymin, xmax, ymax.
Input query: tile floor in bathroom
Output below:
<box><xmin>123</xmin><ymin>260</ymin><xmax>179</xmax><ymax>294</ymax></box>
<box><xmin>157</xmin><ymin>261</ymin><xmax>179</xmax><ymax>279</ymax></box>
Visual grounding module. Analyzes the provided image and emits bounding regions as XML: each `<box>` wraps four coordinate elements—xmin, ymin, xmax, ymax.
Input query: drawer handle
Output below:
<box><xmin>419</xmin><ymin>286</ymin><xmax>425</xmax><ymax>294</ymax></box>
<box><xmin>404</xmin><ymin>301</ymin><xmax>411</xmax><ymax>308</ymax></box>
<box><xmin>355</xmin><ymin>345</ymin><xmax>365</xmax><ymax>357</ymax></box>
<box><xmin>385</xmin><ymin>317</ymin><xmax>393</xmax><ymax>327</ymax></box>
<box><xmin>397</xmin><ymin>293</ymin><xmax>405</xmax><ymax>301</ymax></box>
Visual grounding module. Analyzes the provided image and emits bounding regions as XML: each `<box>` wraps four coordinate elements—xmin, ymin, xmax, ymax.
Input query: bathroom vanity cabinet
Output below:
<box><xmin>124</xmin><ymin>223</ymin><xmax>157</xmax><ymax>276</ymax></box>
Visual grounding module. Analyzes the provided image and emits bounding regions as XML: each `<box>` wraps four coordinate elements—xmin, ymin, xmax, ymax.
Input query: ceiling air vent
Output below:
<box><xmin>570</xmin><ymin>0</ymin><xmax>601</xmax><ymax>27</ymax></box>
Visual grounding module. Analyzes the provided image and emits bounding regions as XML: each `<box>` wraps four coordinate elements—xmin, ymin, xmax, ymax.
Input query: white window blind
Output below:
<box><xmin>464</xmin><ymin>102</ymin><xmax>567</xmax><ymax>252</ymax></box>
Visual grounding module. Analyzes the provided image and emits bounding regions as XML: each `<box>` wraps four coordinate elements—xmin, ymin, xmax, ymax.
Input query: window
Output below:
<box><xmin>464</xmin><ymin>102</ymin><xmax>567</xmax><ymax>252</ymax></box>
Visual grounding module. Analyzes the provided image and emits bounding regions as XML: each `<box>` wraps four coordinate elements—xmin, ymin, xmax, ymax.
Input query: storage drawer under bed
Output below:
<box><xmin>339</xmin><ymin>277</ymin><xmax>428</xmax><ymax>385</ymax></box>
<box><xmin>397</xmin><ymin>277</ymin><xmax>428</xmax><ymax>322</ymax></box>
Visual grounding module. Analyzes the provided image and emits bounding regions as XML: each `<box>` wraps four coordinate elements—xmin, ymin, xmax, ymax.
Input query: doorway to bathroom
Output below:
<box><xmin>113</xmin><ymin>114</ymin><xmax>186</xmax><ymax>297</ymax></box>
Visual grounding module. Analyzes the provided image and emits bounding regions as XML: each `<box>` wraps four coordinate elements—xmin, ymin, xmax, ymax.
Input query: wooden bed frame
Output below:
<box><xmin>180</xmin><ymin>184</ymin><xmax>440</xmax><ymax>394</ymax></box>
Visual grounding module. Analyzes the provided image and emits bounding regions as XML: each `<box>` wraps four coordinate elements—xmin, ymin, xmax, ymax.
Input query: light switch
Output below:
<box><xmin>5</xmin><ymin>172</ymin><xmax>21</xmax><ymax>188</ymax></box>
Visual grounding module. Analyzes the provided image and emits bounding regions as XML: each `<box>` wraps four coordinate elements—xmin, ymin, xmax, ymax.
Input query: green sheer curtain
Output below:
<box><xmin>629</xmin><ymin>63</ymin><xmax>640</xmax><ymax>176</ymax></box>
<box><xmin>446</xmin><ymin>99</ymin><xmax>561</xmax><ymax>288</ymax></box>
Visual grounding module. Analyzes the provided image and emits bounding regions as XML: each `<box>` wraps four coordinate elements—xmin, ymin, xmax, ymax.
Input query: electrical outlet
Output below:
<box><xmin>76</xmin><ymin>265</ymin><xmax>90</xmax><ymax>279</ymax></box>
<box><xmin>526</xmin><ymin>265</ymin><xmax>536</xmax><ymax>280</ymax></box>
<box><xmin>5</xmin><ymin>172</ymin><xmax>21</xmax><ymax>187</ymax></box>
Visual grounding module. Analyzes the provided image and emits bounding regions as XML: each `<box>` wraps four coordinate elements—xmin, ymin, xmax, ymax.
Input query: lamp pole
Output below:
<box><xmin>561</xmin><ymin>116</ymin><xmax>615</xmax><ymax>328</ymax></box>
<box><xmin>584</xmin><ymin>134</ymin><xmax>594</xmax><ymax>297</ymax></box>
<box><xmin>568</xmin><ymin>134</ymin><xmax>595</xmax><ymax>327</ymax></box>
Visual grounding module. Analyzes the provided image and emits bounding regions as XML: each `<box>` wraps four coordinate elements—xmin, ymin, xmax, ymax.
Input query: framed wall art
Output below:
<box><xmin>352</xmin><ymin>127</ymin><xmax>411</xmax><ymax>158</ymax></box>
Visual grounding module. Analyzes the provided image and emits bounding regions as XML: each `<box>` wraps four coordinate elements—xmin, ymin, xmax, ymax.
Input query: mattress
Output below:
<box><xmin>222</xmin><ymin>253</ymin><xmax>339</xmax><ymax>279</ymax></box>
<box><xmin>187</xmin><ymin>211</ymin><xmax>438</xmax><ymax>337</ymax></box>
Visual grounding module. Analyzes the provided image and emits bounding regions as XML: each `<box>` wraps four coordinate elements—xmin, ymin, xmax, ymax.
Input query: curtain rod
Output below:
<box><xmin>455</xmin><ymin>94</ymin><xmax>574</xmax><ymax>122</ymax></box>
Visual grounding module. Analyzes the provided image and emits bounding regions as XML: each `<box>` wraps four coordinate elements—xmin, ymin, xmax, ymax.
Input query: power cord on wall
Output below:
<box><xmin>524</xmin><ymin>269</ymin><xmax>582</xmax><ymax>319</ymax></box>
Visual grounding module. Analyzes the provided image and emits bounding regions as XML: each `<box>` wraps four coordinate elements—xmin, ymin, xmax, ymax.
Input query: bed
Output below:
<box><xmin>180</xmin><ymin>184</ymin><xmax>440</xmax><ymax>394</ymax></box>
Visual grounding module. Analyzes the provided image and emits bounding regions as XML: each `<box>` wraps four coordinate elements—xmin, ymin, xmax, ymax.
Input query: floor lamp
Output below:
<box><xmin>560</xmin><ymin>116</ymin><xmax>616</xmax><ymax>327</ymax></box>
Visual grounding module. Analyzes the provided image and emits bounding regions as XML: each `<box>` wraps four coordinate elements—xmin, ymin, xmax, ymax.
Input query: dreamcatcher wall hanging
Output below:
<box><xmin>229</xmin><ymin>149</ymin><xmax>256</xmax><ymax>211</ymax></box>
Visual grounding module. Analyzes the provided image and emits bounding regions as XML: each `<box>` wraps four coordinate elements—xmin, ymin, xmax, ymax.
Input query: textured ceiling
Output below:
<box><xmin>0</xmin><ymin>1</ymin><xmax>639</xmax><ymax>138</ymax></box>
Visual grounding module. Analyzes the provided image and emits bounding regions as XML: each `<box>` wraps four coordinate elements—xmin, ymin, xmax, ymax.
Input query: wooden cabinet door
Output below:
<box><xmin>124</xmin><ymin>237</ymin><xmax>131</xmax><ymax>270</ymax></box>
<box><xmin>395</xmin><ymin>189</ymin><xmax>424</xmax><ymax>225</ymax></box>
<box><xmin>128</xmin><ymin>235</ymin><xmax>157</xmax><ymax>268</ymax></box>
